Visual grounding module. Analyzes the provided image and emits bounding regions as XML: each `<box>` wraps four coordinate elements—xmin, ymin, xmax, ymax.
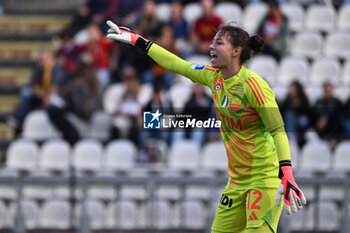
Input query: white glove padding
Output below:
<box><xmin>275</xmin><ymin>162</ymin><xmax>307</xmax><ymax>215</ymax></box>
<box><xmin>106</xmin><ymin>20</ymin><xmax>146</xmax><ymax>45</ymax></box>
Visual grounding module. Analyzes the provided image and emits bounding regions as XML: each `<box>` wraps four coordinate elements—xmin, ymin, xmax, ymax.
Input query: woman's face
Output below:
<box><xmin>209</xmin><ymin>32</ymin><xmax>237</xmax><ymax>69</ymax></box>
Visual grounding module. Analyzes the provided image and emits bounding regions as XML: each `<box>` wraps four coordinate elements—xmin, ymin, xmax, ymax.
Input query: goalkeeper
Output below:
<box><xmin>106</xmin><ymin>20</ymin><xmax>306</xmax><ymax>233</ymax></box>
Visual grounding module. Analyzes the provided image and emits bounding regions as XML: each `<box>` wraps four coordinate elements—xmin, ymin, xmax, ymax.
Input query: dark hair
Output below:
<box><xmin>218</xmin><ymin>25</ymin><xmax>264</xmax><ymax>64</ymax></box>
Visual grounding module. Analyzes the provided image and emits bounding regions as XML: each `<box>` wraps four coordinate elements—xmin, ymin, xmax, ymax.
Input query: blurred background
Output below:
<box><xmin>0</xmin><ymin>0</ymin><xmax>349</xmax><ymax>232</ymax></box>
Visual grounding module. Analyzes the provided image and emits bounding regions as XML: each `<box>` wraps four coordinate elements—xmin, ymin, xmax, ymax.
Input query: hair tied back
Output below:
<box><xmin>249</xmin><ymin>35</ymin><xmax>264</xmax><ymax>53</ymax></box>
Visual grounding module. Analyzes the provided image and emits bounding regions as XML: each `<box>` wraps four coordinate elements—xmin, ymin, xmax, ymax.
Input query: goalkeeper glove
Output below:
<box><xmin>106</xmin><ymin>20</ymin><xmax>152</xmax><ymax>53</ymax></box>
<box><xmin>275</xmin><ymin>160</ymin><xmax>307</xmax><ymax>215</ymax></box>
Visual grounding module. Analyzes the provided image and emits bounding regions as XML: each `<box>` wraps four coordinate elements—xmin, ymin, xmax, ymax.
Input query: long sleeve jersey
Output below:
<box><xmin>148</xmin><ymin>43</ymin><xmax>291</xmax><ymax>189</ymax></box>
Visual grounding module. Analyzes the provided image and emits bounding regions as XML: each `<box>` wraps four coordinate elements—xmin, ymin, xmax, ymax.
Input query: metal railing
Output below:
<box><xmin>0</xmin><ymin>172</ymin><xmax>349</xmax><ymax>233</ymax></box>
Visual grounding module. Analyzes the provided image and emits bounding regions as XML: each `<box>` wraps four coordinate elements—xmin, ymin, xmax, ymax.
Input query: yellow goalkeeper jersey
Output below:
<box><xmin>148</xmin><ymin>44</ymin><xmax>284</xmax><ymax>189</ymax></box>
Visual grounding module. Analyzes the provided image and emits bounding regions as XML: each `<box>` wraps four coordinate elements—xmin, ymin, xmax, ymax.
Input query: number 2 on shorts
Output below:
<box><xmin>247</xmin><ymin>190</ymin><xmax>262</xmax><ymax>210</ymax></box>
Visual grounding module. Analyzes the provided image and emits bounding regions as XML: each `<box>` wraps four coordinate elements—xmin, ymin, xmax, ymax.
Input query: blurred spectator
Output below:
<box><xmin>8</xmin><ymin>49</ymin><xmax>65</xmax><ymax>133</ymax></box>
<box><xmin>66</xmin><ymin>0</ymin><xmax>119</xmax><ymax>35</ymax></box>
<box><xmin>117</xmin><ymin>0</ymin><xmax>145</xmax><ymax>27</ymax></box>
<box><xmin>57</xmin><ymin>29</ymin><xmax>84</xmax><ymax>76</ymax></box>
<box><xmin>168</xmin><ymin>1</ymin><xmax>191</xmax><ymax>57</ymax></box>
<box><xmin>110</xmin><ymin>67</ymin><xmax>143</xmax><ymax>145</ymax></box>
<box><xmin>0</xmin><ymin>0</ymin><xmax>3</xmax><ymax>17</ymax></box>
<box><xmin>83</xmin><ymin>24</ymin><xmax>113</xmax><ymax>92</ymax></box>
<box><xmin>256</xmin><ymin>0</ymin><xmax>289</xmax><ymax>61</ymax></box>
<box><xmin>135</xmin><ymin>0</ymin><xmax>163</xmax><ymax>41</ymax></box>
<box><xmin>281</xmin><ymin>81</ymin><xmax>310</xmax><ymax>147</ymax></box>
<box><xmin>314</xmin><ymin>82</ymin><xmax>345</xmax><ymax>150</ymax></box>
<box><xmin>191</xmin><ymin>0</ymin><xmax>224</xmax><ymax>54</ymax></box>
<box><xmin>47</xmin><ymin>53</ymin><xmax>100</xmax><ymax>145</ymax></box>
<box><xmin>140</xmin><ymin>82</ymin><xmax>174</xmax><ymax>162</ymax></box>
<box><xmin>144</xmin><ymin>25</ymin><xmax>177</xmax><ymax>89</ymax></box>
<box><xmin>172</xmin><ymin>84</ymin><xmax>213</xmax><ymax>146</ymax></box>
<box><xmin>345</xmin><ymin>97</ymin><xmax>350</xmax><ymax>139</ymax></box>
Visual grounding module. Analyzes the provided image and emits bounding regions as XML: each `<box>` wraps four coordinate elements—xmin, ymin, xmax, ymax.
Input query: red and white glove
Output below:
<box><xmin>106</xmin><ymin>20</ymin><xmax>152</xmax><ymax>53</ymax></box>
<box><xmin>275</xmin><ymin>160</ymin><xmax>307</xmax><ymax>215</ymax></box>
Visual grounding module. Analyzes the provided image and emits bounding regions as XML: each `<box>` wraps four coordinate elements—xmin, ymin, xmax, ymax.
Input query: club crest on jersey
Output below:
<box><xmin>221</xmin><ymin>96</ymin><xmax>228</xmax><ymax>108</ymax></box>
<box><xmin>213</xmin><ymin>78</ymin><xmax>223</xmax><ymax>91</ymax></box>
<box><xmin>191</xmin><ymin>64</ymin><xmax>205</xmax><ymax>70</ymax></box>
<box><xmin>231</xmin><ymin>97</ymin><xmax>242</xmax><ymax>112</ymax></box>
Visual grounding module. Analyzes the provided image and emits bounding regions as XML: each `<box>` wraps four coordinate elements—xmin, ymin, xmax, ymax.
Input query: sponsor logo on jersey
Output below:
<box><xmin>247</xmin><ymin>211</ymin><xmax>258</xmax><ymax>221</ymax></box>
<box><xmin>191</xmin><ymin>64</ymin><xmax>205</xmax><ymax>70</ymax></box>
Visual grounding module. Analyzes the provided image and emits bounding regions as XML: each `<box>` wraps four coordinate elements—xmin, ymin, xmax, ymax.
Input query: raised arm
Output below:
<box><xmin>106</xmin><ymin>20</ymin><xmax>216</xmax><ymax>87</ymax></box>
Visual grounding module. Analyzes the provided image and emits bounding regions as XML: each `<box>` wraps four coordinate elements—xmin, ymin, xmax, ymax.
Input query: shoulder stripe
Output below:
<box><xmin>248</xmin><ymin>78</ymin><xmax>265</xmax><ymax>105</ymax></box>
<box><xmin>245</xmin><ymin>80</ymin><xmax>261</xmax><ymax>106</ymax></box>
<box><xmin>251</xmin><ymin>77</ymin><xmax>267</xmax><ymax>103</ymax></box>
<box><xmin>205</xmin><ymin>67</ymin><xmax>220</xmax><ymax>73</ymax></box>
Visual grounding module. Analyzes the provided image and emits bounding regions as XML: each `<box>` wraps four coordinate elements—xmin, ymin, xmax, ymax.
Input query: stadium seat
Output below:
<box><xmin>22</xmin><ymin>182</ymin><xmax>54</xmax><ymax>200</ymax></box>
<box><xmin>299</xmin><ymin>141</ymin><xmax>331</xmax><ymax>174</ymax></box>
<box><xmin>155</xmin><ymin>170</ymin><xmax>183</xmax><ymax>201</ymax></box>
<box><xmin>120</xmin><ymin>184</ymin><xmax>148</xmax><ymax>201</ymax></box>
<box><xmin>114</xmin><ymin>200</ymin><xmax>138</xmax><ymax>229</ymax></box>
<box><xmin>243</xmin><ymin>2</ymin><xmax>268</xmax><ymax>33</ymax></box>
<box><xmin>103</xmin><ymin>139</ymin><xmax>137</xmax><ymax>173</ymax></box>
<box><xmin>72</xmin><ymin>139</ymin><xmax>103</xmax><ymax>173</ymax></box>
<box><xmin>332</xmin><ymin>141</ymin><xmax>350</xmax><ymax>173</ymax></box>
<box><xmin>248</xmin><ymin>55</ymin><xmax>277</xmax><ymax>85</ymax></box>
<box><xmin>6</xmin><ymin>138</ymin><xmax>39</xmax><ymax>172</ymax></box>
<box><xmin>39</xmin><ymin>139</ymin><xmax>70</xmax><ymax>173</ymax></box>
<box><xmin>291</xmin><ymin>31</ymin><xmax>323</xmax><ymax>59</ymax></box>
<box><xmin>103</xmin><ymin>83</ymin><xmax>125</xmax><ymax>114</ymax></box>
<box><xmin>156</xmin><ymin>3</ymin><xmax>171</xmax><ymax>23</ymax></box>
<box><xmin>285</xmin><ymin>206</ymin><xmax>304</xmax><ymax>231</ymax></box>
<box><xmin>305</xmin><ymin>86</ymin><xmax>323</xmax><ymax>105</ymax></box>
<box><xmin>20</xmin><ymin>199</ymin><xmax>39</xmax><ymax>230</ymax></box>
<box><xmin>337</xmin><ymin>4</ymin><xmax>350</xmax><ymax>31</ymax></box>
<box><xmin>183</xmin><ymin>2</ymin><xmax>203</xmax><ymax>24</ymax></box>
<box><xmin>324</xmin><ymin>31</ymin><xmax>350</xmax><ymax>60</ymax></box>
<box><xmin>85</xmin><ymin>184</ymin><xmax>116</xmax><ymax>201</ymax></box>
<box><xmin>0</xmin><ymin>200</ymin><xmax>7</xmax><ymax>228</ymax></box>
<box><xmin>87</xmin><ymin>111</ymin><xmax>111</xmax><ymax>142</ymax></box>
<box><xmin>39</xmin><ymin>200</ymin><xmax>70</xmax><ymax>229</ymax></box>
<box><xmin>277</xmin><ymin>55</ymin><xmax>309</xmax><ymax>86</ymax></box>
<box><xmin>309</xmin><ymin>57</ymin><xmax>341</xmax><ymax>86</ymax></box>
<box><xmin>168</xmin><ymin>140</ymin><xmax>200</xmax><ymax>172</ymax></box>
<box><xmin>341</xmin><ymin>59</ymin><xmax>350</xmax><ymax>85</ymax></box>
<box><xmin>139</xmin><ymin>83</ymin><xmax>154</xmax><ymax>106</ymax></box>
<box><xmin>200</xmin><ymin>141</ymin><xmax>227</xmax><ymax>172</ymax></box>
<box><xmin>7</xmin><ymin>199</ymin><xmax>39</xmax><ymax>230</ymax></box>
<box><xmin>280</xmin><ymin>2</ymin><xmax>305</xmax><ymax>32</ymax></box>
<box><xmin>74</xmin><ymin>199</ymin><xmax>105</xmax><ymax>230</ymax></box>
<box><xmin>305</xmin><ymin>5</ymin><xmax>336</xmax><ymax>33</ymax></box>
<box><xmin>169</xmin><ymin>83</ymin><xmax>193</xmax><ymax>112</ymax></box>
<box><xmin>147</xmin><ymin>200</ymin><xmax>172</xmax><ymax>229</ymax></box>
<box><xmin>289</xmin><ymin>139</ymin><xmax>300</xmax><ymax>170</ymax></box>
<box><xmin>214</xmin><ymin>2</ymin><xmax>242</xmax><ymax>24</ymax></box>
<box><xmin>22</xmin><ymin>110</ymin><xmax>58</xmax><ymax>141</ymax></box>
<box><xmin>0</xmin><ymin>184</ymin><xmax>17</xmax><ymax>201</ymax></box>
<box><xmin>317</xmin><ymin>202</ymin><xmax>339</xmax><ymax>231</ymax></box>
<box><xmin>182</xmin><ymin>200</ymin><xmax>206</xmax><ymax>229</ymax></box>
<box><xmin>333</xmin><ymin>85</ymin><xmax>350</xmax><ymax>103</ymax></box>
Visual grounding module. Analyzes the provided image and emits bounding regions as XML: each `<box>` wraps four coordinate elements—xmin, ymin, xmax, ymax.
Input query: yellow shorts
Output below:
<box><xmin>211</xmin><ymin>183</ymin><xmax>283</xmax><ymax>233</ymax></box>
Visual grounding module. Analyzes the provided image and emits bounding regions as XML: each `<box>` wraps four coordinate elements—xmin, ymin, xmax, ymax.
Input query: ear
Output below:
<box><xmin>232</xmin><ymin>46</ymin><xmax>242</xmax><ymax>57</ymax></box>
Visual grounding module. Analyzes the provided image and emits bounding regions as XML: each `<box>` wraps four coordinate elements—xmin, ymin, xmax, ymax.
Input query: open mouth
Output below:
<box><xmin>210</xmin><ymin>53</ymin><xmax>217</xmax><ymax>61</ymax></box>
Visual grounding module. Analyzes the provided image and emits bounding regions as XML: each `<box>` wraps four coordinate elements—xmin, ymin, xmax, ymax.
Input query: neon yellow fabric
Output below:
<box><xmin>211</xmin><ymin>183</ymin><xmax>282</xmax><ymax>233</ymax></box>
<box><xmin>148</xmin><ymin>43</ymin><xmax>287</xmax><ymax>188</ymax></box>
<box><xmin>271</xmin><ymin>126</ymin><xmax>291</xmax><ymax>162</ymax></box>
